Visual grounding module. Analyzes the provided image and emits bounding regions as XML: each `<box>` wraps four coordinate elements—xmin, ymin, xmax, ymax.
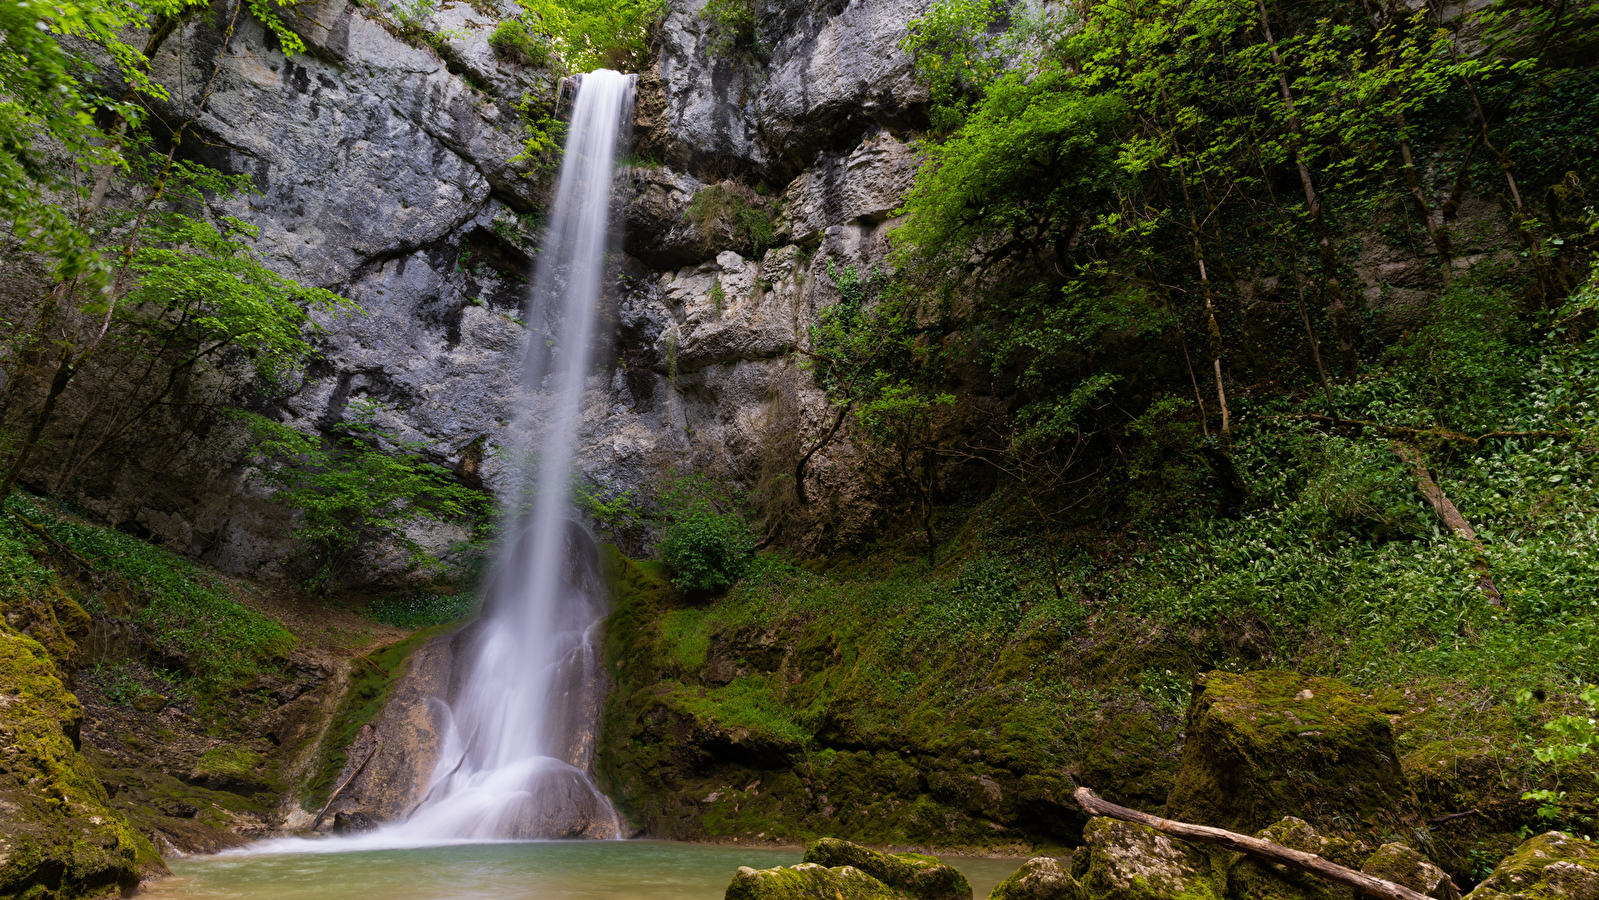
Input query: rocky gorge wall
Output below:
<box><xmin>14</xmin><ymin>0</ymin><xmax>937</xmax><ymax>584</ymax></box>
<box><xmin>10</xmin><ymin>0</ymin><xmax>1515</xmax><ymax>585</ymax></box>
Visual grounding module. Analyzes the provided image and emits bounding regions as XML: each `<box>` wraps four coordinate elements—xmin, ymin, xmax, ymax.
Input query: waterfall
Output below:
<box><xmin>390</xmin><ymin>69</ymin><xmax>634</xmax><ymax>841</ymax></box>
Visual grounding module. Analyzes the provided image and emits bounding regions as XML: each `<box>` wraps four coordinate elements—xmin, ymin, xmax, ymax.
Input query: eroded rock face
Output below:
<box><xmin>656</xmin><ymin>0</ymin><xmax>931</xmax><ymax>182</ymax></box>
<box><xmin>1166</xmin><ymin>671</ymin><xmax>1413</xmax><ymax>836</ymax></box>
<box><xmin>324</xmin><ymin>634</ymin><xmax>454</xmax><ymax>824</ymax></box>
<box><xmin>1465</xmin><ymin>832</ymin><xmax>1599</xmax><ymax>900</ymax></box>
<box><xmin>782</xmin><ymin>133</ymin><xmax>920</xmax><ymax>247</ymax></box>
<box><xmin>40</xmin><ymin>0</ymin><xmax>932</xmax><ymax>576</ymax></box>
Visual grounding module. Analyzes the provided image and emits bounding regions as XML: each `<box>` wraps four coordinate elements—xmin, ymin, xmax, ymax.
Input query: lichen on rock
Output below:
<box><xmin>1463</xmin><ymin>832</ymin><xmax>1599</xmax><ymax>900</ymax></box>
<box><xmin>1079</xmin><ymin>817</ymin><xmax>1223</xmax><ymax>900</ymax></box>
<box><xmin>990</xmin><ymin>857</ymin><xmax>1087</xmax><ymax>900</ymax></box>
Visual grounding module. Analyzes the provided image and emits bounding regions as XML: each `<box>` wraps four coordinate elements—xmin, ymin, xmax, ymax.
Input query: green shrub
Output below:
<box><xmin>489</xmin><ymin>16</ymin><xmax>550</xmax><ymax>66</ymax></box>
<box><xmin>512</xmin><ymin>0</ymin><xmax>663</xmax><ymax>73</ymax></box>
<box><xmin>700</xmin><ymin>0</ymin><xmax>756</xmax><ymax>57</ymax></box>
<box><xmin>686</xmin><ymin>184</ymin><xmax>773</xmax><ymax>259</ymax></box>
<box><xmin>660</xmin><ymin>507</ymin><xmax>756</xmax><ymax>595</ymax></box>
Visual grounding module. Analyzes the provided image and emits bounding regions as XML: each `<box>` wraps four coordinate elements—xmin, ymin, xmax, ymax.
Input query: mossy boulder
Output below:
<box><xmin>1401</xmin><ymin>735</ymin><xmax>1546</xmax><ymax>881</ymax></box>
<box><xmin>1229</xmin><ymin>818</ymin><xmax>1366</xmax><ymax>900</ymax></box>
<box><xmin>1362</xmin><ymin>843</ymin><xmax>1460</xmax><ymax>900</ymax></box>
<box><xmin>1080</xmin><ymin>817</ymin><xmax>1223</xmax><ymax>900</ymax></box>
<box><xmin>0</xmin><ymin>626</ymin><xmax>163</xmax><ymax>899</ymax></box>
<box><xmin>1463</xmin><ymin>832</ymin><xmax>1599</xmax><ymax>900</ymax></box>
<box><xmin>725</xmin><ymin>862</ymin><xmax>910</xmax><ymax>900</ymax></box>
<box><xmin>1166</xmin><ymin>671</ymin><xmax>1412</xmax><ymax>835</ymax></box>
<box><xmin>803</xmin><ymin>838</ymin><xmax>972</xmax><ymax>900</ymax></box>
<box><xmin>1257</xmin><ymin>817</ymin><xmax>1367</xmax><ymax>867</ymax></box>
<box><xmin>990</xmin><ymin>857</ymin><xmax>1086</xmax><ymax>900</ymax></box>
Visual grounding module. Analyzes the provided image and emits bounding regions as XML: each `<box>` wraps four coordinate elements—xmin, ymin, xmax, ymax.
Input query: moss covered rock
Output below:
<box><xmin>1362</xmin><ymin>843</ymin><xmax>1460</xmax><ymax>900</ymax></box>
<box><xmin>1228</xmin><ymin>818</ymin><xmax>1365</xmax><ymax>900</ymax></box>
<box><xmin>1080</xmin><ymin>817</ymin><xmax>1222</xmax><ymax>900</ymax></box>
<box><xmin>1166</xmin><ymin>671</ymin><xmax>1411</xmax><ymax>835</ymax></box>
<box><xmin>1463</xmin><ymin>832</ymin><xmax>1599</xmax><ymax>900</ymax></box>
<box><xmin>0</xmin><ymin>626</ymin><xmax>163</xmax><ymax>899</ymax></box>
<box><xmin>725</xmin><ymin>862</ymin><xmax>910</xmax><ymax>900</ymax></box>
<box><xmin>990</xmin><ymin>857</ymin><xmax>1086</xmax><ymax>900</ymax></box>
<box><xmin>802</xmin><ymin>838</ymin><xmax>972</xmax><ymax>900</ymax></box>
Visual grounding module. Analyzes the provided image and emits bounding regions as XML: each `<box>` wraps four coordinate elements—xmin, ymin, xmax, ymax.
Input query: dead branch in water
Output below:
<box><xmin>312</xmin><ymin>743</ymin><xmax>381</xmax><ymax>830</ymax></box>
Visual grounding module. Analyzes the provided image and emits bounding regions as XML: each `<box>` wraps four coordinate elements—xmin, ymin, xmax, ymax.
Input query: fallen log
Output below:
<box><xmin>1071</xmin><ymin>787</ymin><xmax>1434</xmax><ymax>900</ymax></box>
<box><xmin>1390</xmin><ymin>443</ymin><xmax>1503</xmax><ymax>608</ymax></box>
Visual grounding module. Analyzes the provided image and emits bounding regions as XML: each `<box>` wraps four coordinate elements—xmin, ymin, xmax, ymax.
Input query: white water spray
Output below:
<box><xmin>385</xmin><ymin>69</ymin><xmax>634</xmax><ymax>842</ymax></box>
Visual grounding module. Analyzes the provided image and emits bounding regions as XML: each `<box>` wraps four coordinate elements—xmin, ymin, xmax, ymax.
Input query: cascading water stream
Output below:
<box><xmin>378</xmin><ymin>68</ymin><xmax>635</xmax><ymax>842</ymax></box>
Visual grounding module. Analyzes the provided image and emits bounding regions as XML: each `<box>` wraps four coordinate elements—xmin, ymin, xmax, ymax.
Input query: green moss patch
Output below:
<box><xmin>724</xmin><ymin>861</ymin><xmax>907</xmax><ymax>900</ymax></box>
<box><xmin>801</xmin><ymin>838</ymin><xmax>972</xmax><ymax>900</ymax></box>
<box><xmin>0</xmin><ymin>624</ymin><xmax>162</xmax><ymax>899</ymax></box>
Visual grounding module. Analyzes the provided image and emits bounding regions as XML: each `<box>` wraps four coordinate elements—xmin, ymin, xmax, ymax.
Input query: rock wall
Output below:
<box><xmin>40</xmin><ymin>0</ymin><xmax>933</xmax><ymax>580</ymax></box>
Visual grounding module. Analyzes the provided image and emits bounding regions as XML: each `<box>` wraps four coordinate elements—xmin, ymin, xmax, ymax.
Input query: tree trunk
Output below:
<box><xmin>794</xmin><ymin>402</ymin><xmax>851</xmax><ymax>505</ymax></box>
<box><xmin>0</xmin><ymin>350</ymin><xmax>76</xmax><ymax>503</ymax></box>
<box><xmin>1257</xmin><ymin>0</ymin><xmax>1358</xmax><ymax>377</ymax></box>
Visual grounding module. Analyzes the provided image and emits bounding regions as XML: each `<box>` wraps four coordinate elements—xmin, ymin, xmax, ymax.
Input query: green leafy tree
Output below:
<box><xmin>244</xmin><ymin>403</ymin><xmax>489</xmax><ymax>594</ymax></box>
<box><xmin>510</xmin><ymin>0</ymin><xmax>664</xmax><ymax>73</ymax></box>
<box><xmin>853</xmin><ymin>383</ymin><xmax>957</xmax><ymax>570</ymax></box>
<box><xmin>0</xmin><ymin>0</ymin><xmax>331</xmax><ymax>507</ymax></box>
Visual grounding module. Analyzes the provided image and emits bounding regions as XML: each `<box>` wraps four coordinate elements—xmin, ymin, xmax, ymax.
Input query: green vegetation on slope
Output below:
<box><xmin>600</xmin><ymin>288</ymin><xmax>1599</xmax><ymax>864</ymax></box>
<box><xmin>5</xmin><ymin>495</ymin><xmax>294</xmax><ymax>709</ymax></box>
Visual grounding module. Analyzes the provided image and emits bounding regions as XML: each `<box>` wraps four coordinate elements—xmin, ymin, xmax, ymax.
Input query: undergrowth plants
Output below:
<box><xmin>2</xmin><ymin>495</ymin><xmax>294</xmax><ymax>714</ymax></box>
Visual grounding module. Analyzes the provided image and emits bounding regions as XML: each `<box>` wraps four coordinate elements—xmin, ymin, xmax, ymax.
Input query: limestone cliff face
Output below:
<box><xmin>59</xmin><ymin>0</ymin><xmax>930</xmax><ymax>579</ymax></box>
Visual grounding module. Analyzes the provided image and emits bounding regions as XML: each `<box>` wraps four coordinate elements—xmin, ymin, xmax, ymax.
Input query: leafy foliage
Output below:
<box><xmin>510</xmin><ymin>0</ymin><xmax>664</xmax><ymax>73</ymax></box>
<box><xmin>243</xmin><ymin>403</ymin><xmax>489</xmax><ymax>594</ymax></box>
<box><xmin>700</xmin><ymin>0</ymin><xmax>756</xmax><ymax>58</ymax></box>
<box><xmin>490</xmin><ymin>15</ymin><xmax>551</xmax><ymax>67</ymax></box>
<box><xmin>3</xmin><ymin>496</ymin><xmax>293</xmax><ymax>706</ymax></box>
<box><xmin>657</xmin><ymin>475</ymin><xmax>757</xmax><ymax>595</ymax></box>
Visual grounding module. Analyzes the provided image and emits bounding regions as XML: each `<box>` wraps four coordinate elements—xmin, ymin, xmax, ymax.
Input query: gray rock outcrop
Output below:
<box><xmin>36</xmin><ymin>0</ymin><xmax>933</xmax><ymax>578</ymax></box>
<box><xmin>1079</xmin><ymin>817</ymin><xmax>1222</xmax><ymax>900</ymax></box>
